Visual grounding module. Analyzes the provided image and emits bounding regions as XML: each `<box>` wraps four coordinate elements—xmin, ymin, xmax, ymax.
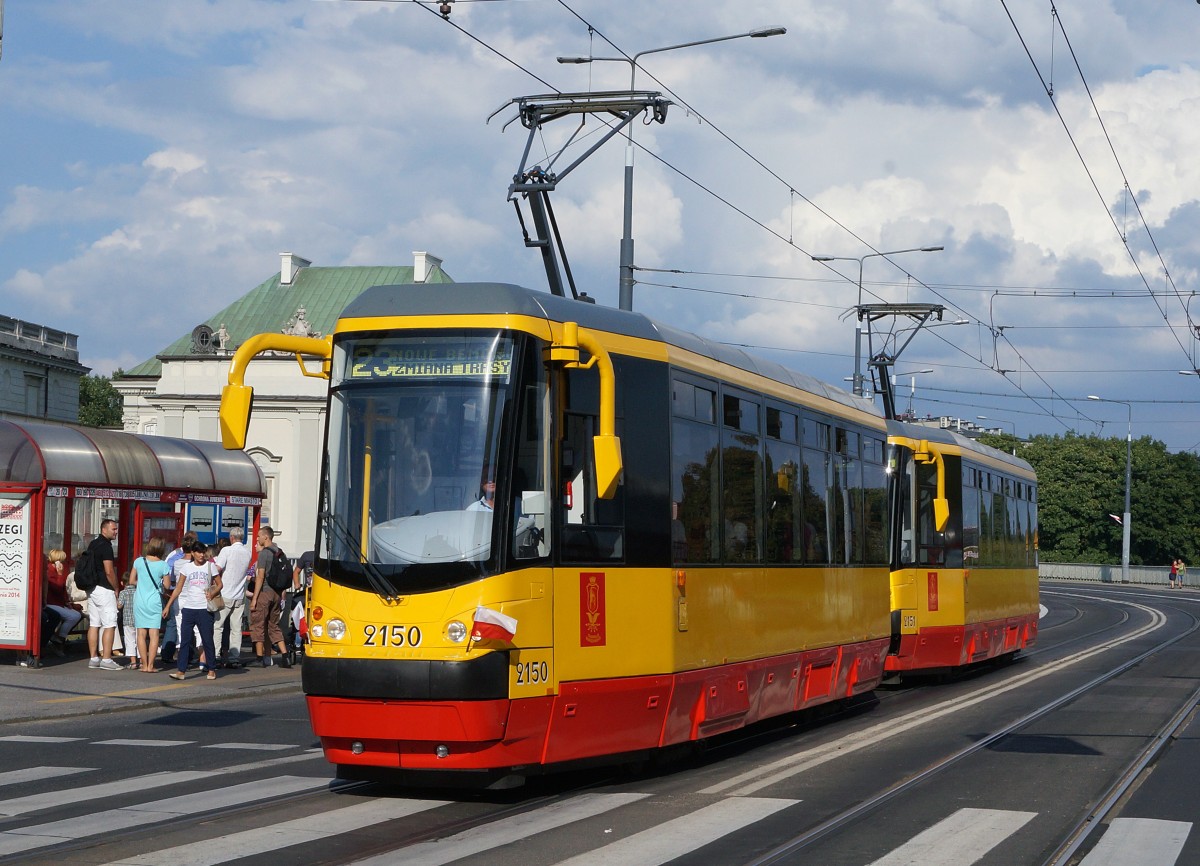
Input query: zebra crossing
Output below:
<box><xmin>0</xmin><ymin>757</ymin><xmax>1192</xmax><ymax>865</ymax></box>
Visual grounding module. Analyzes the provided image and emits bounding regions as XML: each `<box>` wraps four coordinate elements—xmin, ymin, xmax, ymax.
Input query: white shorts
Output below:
<box><xmin>88</xmin><ymin>586</ymin><xmax>119</xmax><ymax>629</ymax></box>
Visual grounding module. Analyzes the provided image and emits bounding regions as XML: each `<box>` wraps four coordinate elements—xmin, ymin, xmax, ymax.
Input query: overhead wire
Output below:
<box><xmin>549</xmin><ymin>1</ymin><xmax>1102</xmax><ymax>432</ymax></box>
<box><xmin>403</xmin><ymin>0</ymin><xmax>1156</xmax><ymax>434</ymax></box>
<box><xmin>1000</xmin><ymin>1</ymin><xmax>1196</xmax><ymax>368</ymax></box>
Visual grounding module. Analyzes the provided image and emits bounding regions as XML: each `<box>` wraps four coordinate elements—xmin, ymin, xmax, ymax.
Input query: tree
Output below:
<box><xmin>78</xmin><ymin>371</ymin><xmax>124</xmax><ymax>428</ymax></box>
<box><xmin>1016</xmin><ymin>432</ymin><xmax>1200</xmax><ymax>566</ymax></box>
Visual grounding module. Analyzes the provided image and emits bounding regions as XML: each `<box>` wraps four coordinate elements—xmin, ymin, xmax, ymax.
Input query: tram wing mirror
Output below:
<box><xmin>219</xmin><ymin>383</ymin><xmax>254</xmax><ymax>450</ymax></box>
<box><xmin>914</xmin><ymin>440</ymin><xmax>950</xmax><ymax>533</ymax></box>
<box><xmin>594</xmin><ymin>434</ymin><xmax>623</xmax><ymax>500</ymax></box>
<box><xmin>933</xmin><ymin>496</ymin><xmax>949</xmax><ymax>533</ymax></box>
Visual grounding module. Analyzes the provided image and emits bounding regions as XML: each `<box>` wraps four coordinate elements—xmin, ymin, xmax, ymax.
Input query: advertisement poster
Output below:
<box><xmin>0</xmin><ymin>494</ymin><xmax>32</xmax><ymax>646</ymax></box>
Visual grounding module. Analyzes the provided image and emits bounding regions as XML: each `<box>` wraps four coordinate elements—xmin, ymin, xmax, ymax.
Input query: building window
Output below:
<box><xmin>24</xmin><ymin>373</ymin><xmax>46</xmax><ymax>417</ymax></box>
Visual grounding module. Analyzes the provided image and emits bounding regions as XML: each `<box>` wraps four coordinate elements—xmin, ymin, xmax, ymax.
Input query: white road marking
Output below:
<box><xmin>93</xmin><ymin>739</ymin><xmax>194</xmax><ymax>747</ymax></box>
<box><xmin>0</xmin><ymin>771</ymin><xmax>212</xmax><ymax>819</ymax></box>
<box><xmin>201</xmin><ymin>742</ymin><xmax>296</xmax><ymax>751</ymax></box>
<box><xmin>0</xmin><ymin>775</ymin><xmax>328</xmax><ymax>857</ymax></box>
<box><xmin>104</xmin><ymin>797</ymin><xmax>447</xmax><ymax>866</ymax></box>
<box><xmin>1078</xmin><ymin>818</ymin><xmax>1191</xmax><ymax>865</ymax></box>
<box><xmin>0</xmin><ymin>767</ymin><xmax>92</xmax><ymax>788</ymax></box>
<box><xmin>347</xmin><ymin>792</ymin><xmax>651</xmax><ymax>866</ymax></box>
<box><xmin>868</xmin><ymin>808</ymin><xmax>1036</xmax><ymax>865</ymax></box>
<box><xmin>0</xmin><ymin>736</ymin><xmax>83</xmax><ymax>744</ymax></box>
<box><xmin>552</xmin><ymin>797</ymin><xmax>798</xmax><ymax>866</ymax></box>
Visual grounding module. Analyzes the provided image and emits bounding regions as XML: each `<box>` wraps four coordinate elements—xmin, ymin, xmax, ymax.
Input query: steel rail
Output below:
<box><xmin>740</xmin><ymin>594</ymin><xmax>1200</xmax><ymax>866</ymax></box>
<box><xmin>1045</xmin><ymin>678</ymin><xmax>1200</xmax><ymax>866</ymax></box>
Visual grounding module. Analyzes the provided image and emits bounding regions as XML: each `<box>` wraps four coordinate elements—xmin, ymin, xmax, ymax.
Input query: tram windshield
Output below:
<box><xmin>320</xmin><ymin>331</ymin><xmax>541</xmax><ymax>593</ymax></box>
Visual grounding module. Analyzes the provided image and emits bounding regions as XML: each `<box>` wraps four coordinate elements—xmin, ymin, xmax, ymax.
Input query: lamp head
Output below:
<box><xmin>750</xmin><ymin>26</ymin><xmax>787</xmax><ymax>37</ymax></box>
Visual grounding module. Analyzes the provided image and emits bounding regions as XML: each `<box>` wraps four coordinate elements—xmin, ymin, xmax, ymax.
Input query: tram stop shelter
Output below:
<box><xmin>0</xmin><ymin>419</ymin><xmax>265</xmax><ymax>663</ymax></box>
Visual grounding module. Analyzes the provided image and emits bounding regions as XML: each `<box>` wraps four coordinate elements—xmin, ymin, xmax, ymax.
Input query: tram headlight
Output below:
<box><xmin>446</xmin><ymin>620</ymin><xmax>467</xmax><ymax>643</ymax></box>
<box><xmin>327</xmin><ymin>618</ymin><xmax>347</xmax><ymax>641</ymax></box>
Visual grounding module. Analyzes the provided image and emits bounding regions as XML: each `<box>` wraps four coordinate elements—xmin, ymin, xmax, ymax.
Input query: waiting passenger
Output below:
<box><xmin>43</xmin><ymin>549</ymin><xmax>82</xmax><ymax>656</ymax></box>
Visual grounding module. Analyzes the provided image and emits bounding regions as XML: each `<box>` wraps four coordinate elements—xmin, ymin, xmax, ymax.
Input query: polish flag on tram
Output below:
<box><xmin>292</xmin><ymin>601</ymin><xmax>307</xmax><ymax>638</ymax></box>
<box><xmin>472</xmin><ymin>606</ymin><xmax>518</xmax><ymax>643</ymax></box>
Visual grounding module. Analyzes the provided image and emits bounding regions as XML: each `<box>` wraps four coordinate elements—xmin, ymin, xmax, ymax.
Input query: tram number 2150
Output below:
<box><xmin>363</xmin><ymin>624</ymin><xmax>423</xmax><ymax>648</ymax></box>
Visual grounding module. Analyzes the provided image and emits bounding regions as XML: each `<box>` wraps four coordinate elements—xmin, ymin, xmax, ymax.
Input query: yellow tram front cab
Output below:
<box><xmin>886</xmin><ymin>423</ymin><xmax>1039</xmax><ymax>672</ymax></box>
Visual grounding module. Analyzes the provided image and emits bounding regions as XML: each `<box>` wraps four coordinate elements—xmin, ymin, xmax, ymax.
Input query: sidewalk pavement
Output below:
<box><xmin>0</xmin><ymin>648</ymin><xmax>302</xmax><ymax>725</ymax></box>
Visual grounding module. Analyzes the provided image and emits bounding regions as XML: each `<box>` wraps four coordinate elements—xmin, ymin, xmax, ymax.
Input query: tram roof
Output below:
<box><xmin>888</xmin><ymin>419</ymin><xmax>1035</xmax><ymax>476</ymax></box>
<box><xmin>0</xmin><ymin>418</ymin><xmax>266</xmax><ymax>494</ymax></box>
<box><xmin>342</xmin><ymin>282</ymin><xmax>880</xmax><ymax>419</ymax></box>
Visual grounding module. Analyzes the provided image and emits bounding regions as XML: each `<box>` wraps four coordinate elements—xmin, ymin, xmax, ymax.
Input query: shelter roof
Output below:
<box><xmin>0</xmin><ymin>419</ymin><xmax>265</xmax><ymax>494</ymax></box>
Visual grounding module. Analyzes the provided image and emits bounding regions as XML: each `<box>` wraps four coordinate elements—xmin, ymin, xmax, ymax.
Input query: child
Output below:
<box><xmin>117</xmin><ymin>574</ymin><xmax>139</xmax><ymax>670</ymax></box>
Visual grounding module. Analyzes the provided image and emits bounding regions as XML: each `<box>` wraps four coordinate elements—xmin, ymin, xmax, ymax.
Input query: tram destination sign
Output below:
<box><xmin>349</xmin><ymin>338</ymin><xmax>513</xmax><ymax>382</ymax></box>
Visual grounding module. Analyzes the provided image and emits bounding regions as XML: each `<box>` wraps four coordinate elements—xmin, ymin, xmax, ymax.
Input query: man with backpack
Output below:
<box><xmin>250</xmin><ymin>525</ymin><xmax>292</xmax><ymax>668</ymax></box>
<box><xmin>81</xmin><ymin>519</ymin><xmax>123</xmax><ymax>670</ymax></box>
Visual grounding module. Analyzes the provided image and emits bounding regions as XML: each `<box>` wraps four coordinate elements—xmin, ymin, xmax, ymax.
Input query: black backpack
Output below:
<box><xmin>73</xmin><ymin>548</ymin><xmax>101</xmax><ymax>593</ymax></box>
<box><xmin>266</xmin><ymin>547</ymin><xmax>292</xmax><ymax>592</ymax></box>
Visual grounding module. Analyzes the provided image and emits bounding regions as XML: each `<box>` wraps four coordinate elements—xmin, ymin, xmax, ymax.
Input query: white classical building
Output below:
<box><xmin>115</xmin><ymin>251</ymin><xmax>449</xmax><ymax>551</ymax></box>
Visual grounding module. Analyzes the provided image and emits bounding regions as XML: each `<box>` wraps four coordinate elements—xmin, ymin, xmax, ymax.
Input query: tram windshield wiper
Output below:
<box><xmin>319</xmin><ymin>509</ymin><xmax>403</xmax><ymax>602</ymax></box>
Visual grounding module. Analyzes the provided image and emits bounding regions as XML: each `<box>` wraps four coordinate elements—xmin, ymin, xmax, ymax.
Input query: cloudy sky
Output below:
<box><xmin>2</xmin><ymin>0</ymin><xmax>1198</xmax><ymax>449</ymax></box>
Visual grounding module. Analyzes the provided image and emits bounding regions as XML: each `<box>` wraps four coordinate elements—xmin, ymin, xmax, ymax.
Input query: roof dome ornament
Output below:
<box><xmin>282</xmin><ymin>307</ymin><xmax>321</xmax><ymax>339</ymax></box>
<box><xmin>191</xmin><ymin>324</ymin><xmax>216</xmax><ymax>354</ymax></box>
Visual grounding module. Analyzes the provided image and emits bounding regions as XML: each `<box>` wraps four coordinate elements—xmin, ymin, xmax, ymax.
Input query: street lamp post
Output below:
<box><xmin>893</xmin><ymin>368</ymin><xmax>932</xmax><ymax>418</ymax></box>
<box><xmin>811</xmin><ymin>246</ymin><xmax>943</xmax><ymax>396</ymax></box>
<box><xmin>559</xmin><ymin>26</ymin><xmax>786</xmax><ymax>311</ymax></box>
<box><xmin>976</xmin><ymin>415</ymin><xmax>1016</xmax><ymax>436</ymax></box>
<box><xmin>1088</xmin><ymin>395</ymin><xmax>1132</xmax><ymax>584</ymax></box>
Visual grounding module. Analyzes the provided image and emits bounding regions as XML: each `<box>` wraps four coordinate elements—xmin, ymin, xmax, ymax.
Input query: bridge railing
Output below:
<box><xmin>1039</xmin><ymin>562</ymin><xmax>1182</xmax><ymax>586</ymax></box>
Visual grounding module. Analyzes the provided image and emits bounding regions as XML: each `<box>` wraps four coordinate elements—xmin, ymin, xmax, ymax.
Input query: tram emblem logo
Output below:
<box><xmin>928</xmin><ymin>572</ymin><xmax>939</xmax><ymax>612</ymax></box>
<box><xmin>580</xmin><ymin>572</ymin><xmax>606</xmax><ymax>647</ymax></box>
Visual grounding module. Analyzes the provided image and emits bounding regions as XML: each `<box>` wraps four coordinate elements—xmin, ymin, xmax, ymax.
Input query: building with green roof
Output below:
<box><xmin>114</xmin><ymin>252</ymin><xmax>449</xmax><ymax>547</ymax></box>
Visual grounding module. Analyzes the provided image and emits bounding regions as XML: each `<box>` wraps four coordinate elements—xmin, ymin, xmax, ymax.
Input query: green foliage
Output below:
<box><xmin>77</xmin><ymin>371</ymin><xmax>124</xmax><ymax>428</ymax></box>
<box><xmin>1018</xmin><ymin>431</ymin><xmax>1200</xmax><ymax>566</ymax></box>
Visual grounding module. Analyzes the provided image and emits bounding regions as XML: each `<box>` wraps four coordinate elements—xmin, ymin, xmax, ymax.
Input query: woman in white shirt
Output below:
<box><xmin>161</xmin><ymin>541</ymin><xmax>223</xmax><ymax>681</ymax></box>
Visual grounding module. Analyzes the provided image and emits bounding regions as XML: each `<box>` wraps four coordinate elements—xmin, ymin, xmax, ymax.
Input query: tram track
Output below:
<box><xmin>738</xmin><ymin>589</ymin><xmax>1200</xmax><ymax>866</ymax></box>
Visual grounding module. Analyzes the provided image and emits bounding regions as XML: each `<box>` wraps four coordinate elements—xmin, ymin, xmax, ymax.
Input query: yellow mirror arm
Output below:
<box><xmin>219</xmin><ymin>334</ymin><xmax>332</xmax><ymax>450</ymax></box>
<box><xmin>913</xmin><ymin>440</ymin><xmax>950</xmax><ymax>532</ymax></box>
<box><xmin>549</xmin><ymin>323</ymin><xmax>623</xmax><ymax>499</ymax></box>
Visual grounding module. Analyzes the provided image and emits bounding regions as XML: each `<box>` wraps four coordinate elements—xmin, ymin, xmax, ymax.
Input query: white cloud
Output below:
<box><xmin>1</xmin><ymin>0</ymin><xmax>1199</xmax><ymax>444</ymax></box>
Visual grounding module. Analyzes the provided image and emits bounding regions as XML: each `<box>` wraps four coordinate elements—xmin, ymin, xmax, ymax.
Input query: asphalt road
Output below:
<box><xmin>1</xmin><ymin>581</ymin><xmax>1198</xmax><ymax>865</ymax></box>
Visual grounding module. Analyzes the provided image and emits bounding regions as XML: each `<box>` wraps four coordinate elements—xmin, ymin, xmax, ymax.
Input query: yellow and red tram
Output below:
<box><xmin>218</xmin><ymin>281</ymin><xmax>1037</xmax><ymax>782</ymax></box>
<box><xmin>886</xmin><ymin>423</ymin><xmax>1038</xmax><ymax>672</ymax></box>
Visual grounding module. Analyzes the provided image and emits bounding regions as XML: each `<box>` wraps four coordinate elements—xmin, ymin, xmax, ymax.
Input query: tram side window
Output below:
<box><xmin>915</xmin><ymin>461</ymin><xmax>945</xmax><ymax>566</ymax></box>
<box><xmin>513</xmin><ymin>378</ymin><xmax>549</xmax><ymax>561</ymax></box>
<box><xmin>962</xmin><ymin>466</ymin><xmax>980</xmax><ymax>565</ymax></box>
<box><xmin>765</xmin><ymin>408</ymin><xmax>801</xmax><ymax>563</ymax></box>
<box><xmin>560</xmin><ymin>361</ymin><xmax>623</xmax><ymax>563</ymax></box>
<box><xmin>861</xmin><ymin>436</ymin><xmax>887</xmax><ymax>564</ymax></box>
<box><xmin>671</xmin><ymin>377</ymin><xmax>720</xmax><ymax>563</ymax></box>
<box><xmin>978</xmin><ymin>473</ymin><xmax>993</xmax><ymax>566</ymax></box>
<box><xmin>801</xmin><ymin>418</ymin><xmax>831</xmax><ymax>565</ymax></box>
<box><xmin>834</xmin><ymin>428</ymin><xmax>860</xmax><ymax>565</ymax></box>
<box><xmin>672</xmin><ymin>418</ymin><xmax>720</xmax><ymax>563</ymax></box>
<box><xmin>1015</xmin><ymin>481</ymin><xmax>1029</xmax><ymax>567</ymax></box>
<box><xmin>897</xmin><ymin>450</ymin><xmax>916</xmax><ymax>566</ymax></box>
<box><xmin>992</xmin><ymin>478</ymin><xmax>1007</xmax><ymax>567</ymax></box>
<box><xmin>722</xmin><ymin>393</ymin><xmax>762</xmax><ymax>563</ymax></box>
<box><xmin>1029</xmin><ymin>487</ymin><xmax>1039</xmax><ymax>565</ymax></box>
